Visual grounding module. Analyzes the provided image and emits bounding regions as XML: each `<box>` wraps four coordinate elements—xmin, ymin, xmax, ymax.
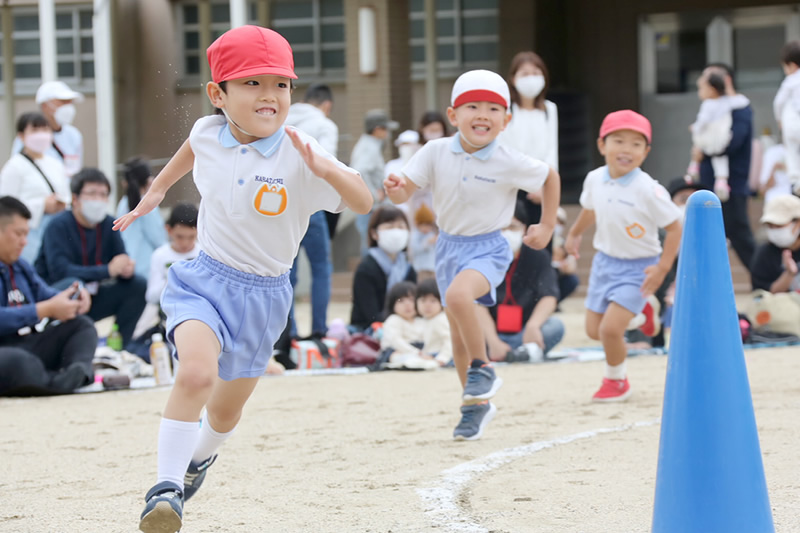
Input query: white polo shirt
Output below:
<box><xmin>189</xmin><ymin>115</ymin><xmax>348</xmax><ymax>277</ymax></box>
<box><xmin>401</xmin><ymin>134</ymin><xmax>550</xmax><ymax>236</ymax></box>
<box><xmin>579</xmin><ymin>166</ymin><xmax>680</xmax><ymax>259</ymax></box>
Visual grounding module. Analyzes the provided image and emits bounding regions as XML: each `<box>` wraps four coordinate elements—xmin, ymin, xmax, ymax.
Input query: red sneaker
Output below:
<box><xmin>639</xmin><ymin>296</ymin><xmax>661</xmax><ymax>338</ymax></box>
<box><xmin>592</xmin><ymin>377</ymin><xmax>632</xmax><ymax>402</ymax></box>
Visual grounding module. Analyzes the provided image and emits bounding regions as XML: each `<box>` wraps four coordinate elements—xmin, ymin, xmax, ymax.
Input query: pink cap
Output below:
<box><xmin>450</xmin><ymin>69</ymin><xmax>510</xmax><ymax>109</ymax></box>
<box><xmin>599</xmin><ymin>110</ymin><xmax>652</xmax><ymax>144</ymax></box>
<box><xmin>207</xmin><ymin>25</ymin><xmax>297</xmax><ymax>83</ymax></box>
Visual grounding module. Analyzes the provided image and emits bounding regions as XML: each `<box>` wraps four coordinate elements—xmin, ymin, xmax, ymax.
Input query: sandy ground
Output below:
<box><xmin>1</xmin><ymin>298</ymin><xmax>799</xmax><ymax>533</ymax></box>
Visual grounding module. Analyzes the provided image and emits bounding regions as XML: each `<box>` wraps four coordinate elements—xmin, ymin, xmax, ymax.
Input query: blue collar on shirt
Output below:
<box><xmin>450</xmin><ymin>133</ymin><xmax>497</xmax><ymax>161</ymax></box>
<box><xmin>601</xmin><ymin>165</ymin><xmax>641</xmax><ymax>187</ymax></box>
<box><xmin>218</xmin><ymin>123</ymin><xmax>285</xmax><ymax>158</ymax></box>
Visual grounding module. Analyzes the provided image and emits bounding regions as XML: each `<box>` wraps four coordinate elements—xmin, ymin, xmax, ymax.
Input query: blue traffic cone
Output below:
<box><xmin>652</xmin><ymin>190</ymin><xmax>774</xmax><ymax>533</ymax></box>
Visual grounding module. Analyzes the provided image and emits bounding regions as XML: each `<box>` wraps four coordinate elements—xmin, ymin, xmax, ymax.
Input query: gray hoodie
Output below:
<box><xmin>285</xmin><ymin>103</ymin><xmax>339</xmax><ymax>157</ymax></box>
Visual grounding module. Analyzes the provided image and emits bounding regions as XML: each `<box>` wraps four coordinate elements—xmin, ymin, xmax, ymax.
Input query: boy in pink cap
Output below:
<box><xmin>565</xmin><ymin>110</ymin><xmax>682</xmax><ymax>402</ymax></box>
<box><xmin>385</xmin><ymin>69</ymin><xmax>560</xmax><ymax>440</ymax></box>
<box><xmin>115</xmin><ymin>25</ymin><xmax>372</xmax><ymax>532</ymax></box>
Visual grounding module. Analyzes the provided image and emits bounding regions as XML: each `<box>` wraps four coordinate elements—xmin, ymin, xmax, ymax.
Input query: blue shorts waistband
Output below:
<box><xmin>195</xmin><ymin>251</ymin><xmax>290</xmax><ymax>289</ymax></box>
<box><xmin>595</xmin><ymin>251</ymin><xmax>660</xmax><ymax>267</ymax></box>
<box><xmin>438</xmin><ymin>230</ymin><xmax>502</xmax><ymax>243</ymax></box>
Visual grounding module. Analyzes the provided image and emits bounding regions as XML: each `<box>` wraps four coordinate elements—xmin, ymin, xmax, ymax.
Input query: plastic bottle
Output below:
<box><xmin>107</xmin><ymin>324</ymin><xmax>123</xmax><ymax>351</ymax></box>
<box><xmin>150</xmin><ymin>333</ymin><xmax>173</xmax><ymax>385</ymax></box>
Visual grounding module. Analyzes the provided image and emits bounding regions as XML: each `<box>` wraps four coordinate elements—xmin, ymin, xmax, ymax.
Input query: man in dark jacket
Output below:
<box><xmin>36</xmin><ymin>168</ymin><xmax>146</xmax><ymax>346</ymax></box>
<box><xmin>696</xmin><ymin>63</ymin><xmax>757</xmax><ymax>274</ymax></box>
<box><xmin>0</xmin><ymin>196</ymin><xmax>96</xmax><ymax>395</ymax></box>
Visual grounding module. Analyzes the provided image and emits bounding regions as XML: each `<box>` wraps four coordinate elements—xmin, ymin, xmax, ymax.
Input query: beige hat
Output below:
<box><xmin>761</xmin><ymin>195</ymin><xmax>800</xmax><ymax>225</ymax></box>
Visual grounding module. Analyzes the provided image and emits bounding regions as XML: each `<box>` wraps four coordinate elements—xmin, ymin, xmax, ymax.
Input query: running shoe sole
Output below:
<box><xmin>139</xmin><ymin>501</ymin><xmax>182</xmax><ymax>533</ymax></box>
<box><xmin>592</xmin><ymin>387</ymin><xmax>633</xmax><ymax>403</ymax></box>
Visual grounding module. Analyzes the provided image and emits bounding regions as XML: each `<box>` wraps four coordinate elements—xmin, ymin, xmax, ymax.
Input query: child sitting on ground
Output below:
<box><xmin>415</xmin><ymin>278</ymin><xmax>452</xmax><ymax>366</ymax></box>
<box><xmin>380</xmin><ymin>281</ymin><xmax>438</xmax><ymax>370</ymax></box>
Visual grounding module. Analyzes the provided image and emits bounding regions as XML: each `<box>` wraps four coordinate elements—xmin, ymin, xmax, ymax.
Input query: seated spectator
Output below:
<box><xmin>0</xmin><ymin>112</ymin><xmax>70</xmax><ymax>263</ymax></box>
<box><xmin>751</xmin><ymin>194</ymin><xmax>800</xmax><ymax>293</ymax></box>
<box><xmin>0</xmin><ymin>196</ymin><xmax>96</xmax><ymax>396</ymax></box>
<box><xmin>146</xmin><ymin>203</ymin><xmax>200</xmax><ymax>305</ymax></box>
<box><xmin>478</xmin><ymin>202</ymin><xmax>564</xmax><ymax>362</ymax></box>
<box><xmin>116</xmin><ymin>157</ymin><xmax>167</xmax><ymax>279</ymax></box>
<box><xmin>380</xmin><ymin>281</ymin><xmax>437</xmax><ymax>370</ymax></box>
<box><xmin>35</xmin><ymin>168</ymin><xmax>146</xmax><ymax>348</ymax></box>
<box><xmin>410</xmin><ymin>204</ymin><xmax>437</xmax><ymax>281</ymax></box>
<box><xmin>551</xmin><ymin>207</ymin><xmax>579</xmax><ymax>302</ymax></box>
<box><xmin>350</xmin><ymin>205</ymin><xmax>416</xmax><ymax>331</ymax></box>
<box><xmin>416</xmin><ymin>278</ymin><xmax>452</xmax><ymax>366</ymax></box>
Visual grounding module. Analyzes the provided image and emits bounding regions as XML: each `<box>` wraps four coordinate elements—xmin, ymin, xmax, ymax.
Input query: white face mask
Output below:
<box><xmin>766</xmin><ymin>224</ymin><xmax>799</xmax><ymax>248</ymax></box>
<box><xmin>377</xmin><ymin>228</ymin><xmax>409</xmax><ymax>255</ymax></box>
<box><xmin>23</xmin><ymin>131</ymin><xmax>53</xmax><ymax>154</ymax></box>
<box><xmin>501</xmin><ymin>229</ymin><xmax>524</xmax><ymax>254</ymax></box>
<box><xmin>398</xmin><ymin>144</ymin><xmax>418</xmax><ymax>161</ymax></box>
<box><xmin>81</xmin><ymin>200</ymin><xmax>108</xmax><ymax>225</ymax></box>
<box><xmin>54</xmin><ymin>103</ymin><xmax>76</xmax><ymax>126</ymax></box>
<box><xmin>423</xmin><ymin>131</ymin><xmax>443</xmax><ymax>142</ymax></box>
<box><xmin>514</xmin><ymin>75</ymin><xmax>546</xmax><ymax>100</ymax></box>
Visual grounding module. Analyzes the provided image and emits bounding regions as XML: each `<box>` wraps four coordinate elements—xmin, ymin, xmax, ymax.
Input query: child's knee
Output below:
<box><xmin>174</xmin><ymin>363</ymin><xmax>217</xmax><ymax>392</ymax></box>
<box><xmin>598</xmin><ymin>320</ymin><xmax>626</xmax><ymax>341</ymax></box>
<box><xmin>444</xmin><ymin>287</ymin><xmax>471</xmax><ymax>310</ymax></box>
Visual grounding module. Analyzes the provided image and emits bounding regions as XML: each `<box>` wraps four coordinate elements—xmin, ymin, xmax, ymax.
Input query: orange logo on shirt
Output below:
<box><xmin>626</xmin><ymin>223</ymin><xmax>645</xmax><ymax>239</ymax></box>
<box><xmin>254</xmin><ymin>184</ymin><xmax>288</xmax><ymax>216</ymax></box>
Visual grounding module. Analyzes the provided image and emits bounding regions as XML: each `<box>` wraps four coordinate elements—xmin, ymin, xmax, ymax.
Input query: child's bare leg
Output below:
<box><xmin>205</xmin><ymin>376</ymin><xmax>260</xmax><ymax>432</ymax></box>
<box><xmin>585</xmin><ymin>310</ymin><xmax>603</xmax><ymax>341</ymax></box>
<box><xmin>445</xmin><ymin>269</ymin><xmax>491</xmax><ymax>384</ymax></box>
<box><xmin>445</xmin><ymin>308</ymin><xmax>469</xmax><ymax>387</ymax></box>
<box><xmin>598</xmin><ymin>303</ymin><xmax>635</xmax><ymax>367</ymax></box>
<box><xmin>163</xmin><ymin>320</ymin><xmax>221</xmax><ymax>422</ymax></box>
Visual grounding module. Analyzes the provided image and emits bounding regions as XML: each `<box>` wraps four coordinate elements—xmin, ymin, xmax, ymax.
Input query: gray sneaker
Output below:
<box><xmin>139</xmin><ymin>481</ymin><xmax>183</xmax><ymax>533</ymax></box>
<box><xmin>462</xmin><ymin>360</ymin><xmax>503</xmax><ymax>404</ymax></box>
<box><xmin>453</xmin><ymin>402</ymin><xmax>497</xmax><ymax>441</ymax></box>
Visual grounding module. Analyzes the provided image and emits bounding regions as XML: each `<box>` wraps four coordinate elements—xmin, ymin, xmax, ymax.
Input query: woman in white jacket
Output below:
<box><xmin>0</xmin><ymin>113</ymin><xmax>70</xmax><ymax>262</ymax></box>
<box><xmin>498</xmin><ymin>51</ymin><xmax>559</xmax><ymax>229</ymax></box>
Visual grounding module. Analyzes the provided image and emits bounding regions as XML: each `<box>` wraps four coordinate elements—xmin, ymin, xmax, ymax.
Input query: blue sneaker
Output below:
<box><xmin>139</xmin><ymin>481</ymin><xmax>183</xmax><ymax>533</ymax></box>
<box><xmin>453</xmin><ymin>402</ymin><xmax>496</xmax><ymax>441</ymax></box>
<box><xmin>462</xmin><ymin>360</ymin><xmax>503</xmax><ymax>404</ymax></box>
<box><xmin>183</xmin><ymin>455</ymin><xmax>217</xmax><ymax>501</ymax></box>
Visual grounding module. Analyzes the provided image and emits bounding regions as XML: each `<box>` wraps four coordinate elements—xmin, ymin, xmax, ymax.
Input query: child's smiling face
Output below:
<box><xmin>597</xmin><ymin>130</ymin><xmax>651</xmax><ymax>178</ymax></box>
<box><xmin>446</xmin><ymin>101</ymin><xmax>511</xmax><ymax>153</ymax></box>
<box><xmin>208</xmin><ymin>74</ymin><xmax>292</xmax><ymax>144</ymax></box>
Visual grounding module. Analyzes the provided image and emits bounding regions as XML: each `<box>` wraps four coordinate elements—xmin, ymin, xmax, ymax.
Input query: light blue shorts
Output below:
<box><xmin>585</xmin><ymin>251</ymin><xmax>659</xmax><ymax>315</ymax></box>
<box><xmin>435</xmin><ymin>230</ymin><xmax>513</xmax><ymax>307</ymax></box>
<box><xmin>161</xmin><ymin>251</ymin><xmax>292</xmax><ymax>381</ymax></box>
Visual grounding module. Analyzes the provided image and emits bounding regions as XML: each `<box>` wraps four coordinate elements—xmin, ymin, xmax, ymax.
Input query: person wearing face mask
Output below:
<box><xmin>35</xmin><ymin>169</ymin><xmax>146</xmax><ymax>350</ymax></box>
<box><xmin>417</xmin><ymin>111</ymin><xmax>449</xmax><ymax>145</ymax></box>
<box><xmin>11</xmin><ymin>81</ymin><xmax>84</xmax><ymax>177</ymax></box>
<box><xmin>0</xmin><ymin>113</ymin><xmax>71</xmax><ymax>263</ymax></box>
<box><xmin>476</xmin><ymin>202</ymin><xmax>564</xmax><ymax>363</ymax></box>
<box><xmin>751</xmin><ymin>195</ymin><xmax>800</xmax><ymax>293</ymax></box>
<box><xmin>350</xmin><ymin>206</ymin><xmax>417</xmax><ymax>331</ymax></box>
<box><xmin>498</xmin><ymin>52</ymin><xmax>559</xmax><ymax>237</ymax></box>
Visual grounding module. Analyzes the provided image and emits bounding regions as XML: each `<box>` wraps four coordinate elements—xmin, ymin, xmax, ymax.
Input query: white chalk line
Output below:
<box><xmin>416</xmin><ymin>418</ymin><xmax>661</xmax><ymax>533</ymax></box>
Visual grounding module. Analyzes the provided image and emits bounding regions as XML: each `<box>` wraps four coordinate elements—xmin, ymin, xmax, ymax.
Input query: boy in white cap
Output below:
<box><xmin>385</xmin><ymin>69</ymin><xmax>560</xmax><ymax>440</ymax></box>
<box><xmin>114</xmin><ymin>25</ymin><xmax>372</xmax><ymax>532</ymax></box>
<box><xmin>11</xmin><ymin>81</ymin><xmax>84</xmax><ymax>177</ymax></box>
<box><xmin>565</xmin><ymin>110</ymin><xmax>681</xmax><ymax>402</ymax></box>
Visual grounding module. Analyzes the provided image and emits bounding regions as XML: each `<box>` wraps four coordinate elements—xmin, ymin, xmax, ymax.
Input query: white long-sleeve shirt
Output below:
<box><xmin>0</xmin><ymin>152</ymin><xmax>70</xmax><ymax>229</ymax></box>
<box><xmin>146</xmin><ymin>242</ymin><xmax>201</xmax><ymax>304</ymax></box>
<box><xmin>498</xmin><ymin>101</ymin><xmax>559</xmax><ymax>170</ymax></box>
<box><xmin>381</xmin><ymin>314</ymin><xmax>424</xmax><ymax>355</ymax></box>
<box><xmin>422</xmin><ymin>311</ymin><xmax>452</xmax><ymax>364</ymax></box>
<box><xmin>774</xmin><ymin>70</ymin><xmax>800</xmax><ymax>122</ymax></box>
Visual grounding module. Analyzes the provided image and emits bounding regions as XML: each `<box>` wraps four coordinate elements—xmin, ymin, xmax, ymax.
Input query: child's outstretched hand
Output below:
<box><xmin>383</xmin><ymin>173</ymin><xmax>406</xmax><ymax>196</ymax></box>
<box><xmin>286</xmin><ymin>126</ymin><xmax>331</xmax><ymax>179</ymax></box>
<box><xmin>523</xmin><ymin>223</ymin><xmax>554</xmax><ymax>250</ymax></box>
<box><xmin>113</xmin><ymin>189</ymin><xmax>165</xmax><ymax>232</ymax></box>
<box><xmin>564</xmin><ymin>233</ymin><xmax>581</xmax><ymax>258</ymax></box>
<box><xmin>640</xmin><ymin>264</ymin><xmax>667</xmax><ymax>297</ymax></box>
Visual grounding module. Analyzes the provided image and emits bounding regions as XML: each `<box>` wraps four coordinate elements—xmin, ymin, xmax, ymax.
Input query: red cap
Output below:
<box><xmin>207</xmin><ymin>25</ymin><xmax>297</xmax><ymax>83</ymax></box>
<box><xmin>599</xmin><ymin>110</ymin><xmax>652</xmax><ymax>144</ymax></box>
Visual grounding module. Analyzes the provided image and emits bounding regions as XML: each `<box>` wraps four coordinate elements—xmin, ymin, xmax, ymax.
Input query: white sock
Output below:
<box><xmin>605</xmin><ymin>361</ymin><xmax>627</xmax><ymax>380</ymax></box>
<box><xmin>157</xmin><ymin>418</ymin><xmax>201</xmax><ymax>489</ymax></box>
<box><xmin>191</xmin><ymin>410</ymin><xmax>235</xmax><ymax>464</ymax></box>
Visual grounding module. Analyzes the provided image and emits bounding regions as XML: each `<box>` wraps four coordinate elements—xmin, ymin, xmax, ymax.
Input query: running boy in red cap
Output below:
<box><xmin>115</xmin><ymin>26</ymin><xmax>372</xmax><ymax>532</ymax></box>
<box><xmin>384</xmin><ymin>69</ymin><xmax>560</xmax><ymax>440</ymax></box>
<box><xmin>565</xmin><ymin>110</ymin><xmax>682</xmax><ymax>402</ymax></box>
